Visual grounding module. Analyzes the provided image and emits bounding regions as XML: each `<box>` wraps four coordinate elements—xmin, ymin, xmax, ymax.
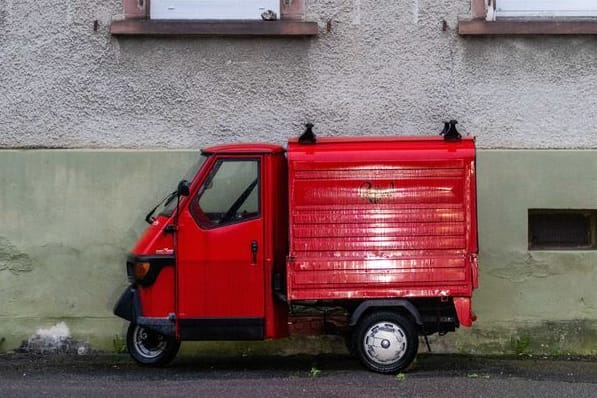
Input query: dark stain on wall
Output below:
<box><xmin>0</xmin><ymin>237</ymin><xmax>34</xmax><ymax>274</ymax></box>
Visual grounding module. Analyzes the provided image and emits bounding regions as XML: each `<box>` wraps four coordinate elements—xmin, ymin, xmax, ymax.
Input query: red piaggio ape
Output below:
<box><xmin>114</xmin><ymin>124</ymin><xmax>478</xmax><ymax>373</ymax></box>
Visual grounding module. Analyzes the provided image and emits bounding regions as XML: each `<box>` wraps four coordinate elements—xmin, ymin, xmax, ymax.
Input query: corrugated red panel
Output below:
<box><xmin>286</xmin><ymin>136</ymin><xmax>477</xmax><ymax>301</ymax></box>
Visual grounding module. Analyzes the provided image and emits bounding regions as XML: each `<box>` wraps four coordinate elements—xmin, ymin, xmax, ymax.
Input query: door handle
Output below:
<box><xmin>251</xmin><ymin>240</ymin><xmax>258</xmax><ymax>265</ymax></box>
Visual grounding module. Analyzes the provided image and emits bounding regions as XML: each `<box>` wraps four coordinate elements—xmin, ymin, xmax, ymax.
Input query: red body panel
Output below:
<box><xmin>286</xmin><ymin>137</ymin><xmax>477</xmax><ymax>315</ymax></box>
<box><xmin>132</xmin><ymin>218</ymin><xmax>176</xmax><ymax>317</ymax></box>
<box><xmin>176</xmin><ymin>213</ymin><xmax>265</xmax><ymax>318</ymax></box>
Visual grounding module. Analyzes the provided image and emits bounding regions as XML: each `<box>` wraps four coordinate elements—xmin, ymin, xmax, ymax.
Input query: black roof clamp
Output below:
<box><xmin>298</xmin><ymin>123</ymin><xmax>317</xmax><ymax>145</ymax></box>
<box><xmin>440</xmin><ymin>120</ymin><xmax>462</xmax><ymax>141</ymax></box>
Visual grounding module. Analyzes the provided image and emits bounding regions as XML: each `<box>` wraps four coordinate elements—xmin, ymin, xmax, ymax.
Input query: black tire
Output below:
<box><xmin>352</xmin><ymin>311</ymin><xmax>419</xmax><ymax>374</ymax></box>
<box><xmin>126</xmin><ymin>323</ymin><xmax>180</xmax><ymax>366</ymax></box>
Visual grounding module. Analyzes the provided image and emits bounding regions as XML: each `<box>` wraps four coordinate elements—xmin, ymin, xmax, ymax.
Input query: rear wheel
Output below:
<box><xmin>126</xmin><ymin>323</ymin><xmax>180</xmax><ymax>366</ymax></box>
<box><xmin>353</xmin><ymin>311</ymin><xmax>418</xmax><ymax>374</ymax></box>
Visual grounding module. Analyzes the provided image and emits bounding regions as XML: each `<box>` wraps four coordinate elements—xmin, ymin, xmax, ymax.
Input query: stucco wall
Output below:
<box><xmin>1</xmin><ymin>149</ymin><xmax>596</xmax><ymax>354</ymax></box>
<box><xmin>2</xmin><ymin>1</ymin><xmax>597</xmax><ymax>149</ymax></box>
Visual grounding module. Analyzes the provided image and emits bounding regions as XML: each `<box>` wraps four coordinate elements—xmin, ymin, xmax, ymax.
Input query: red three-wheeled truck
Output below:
<box><xmin>114</xmin><ymin>123</ymin><xmax>478</xmax><ymax>373</ymax></box>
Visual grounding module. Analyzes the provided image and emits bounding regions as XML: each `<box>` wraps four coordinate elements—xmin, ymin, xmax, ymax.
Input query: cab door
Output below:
<box><xmin>176</xmin><ymin>157</ymin><xmax>265</xmax><ymax>340</ymax></box>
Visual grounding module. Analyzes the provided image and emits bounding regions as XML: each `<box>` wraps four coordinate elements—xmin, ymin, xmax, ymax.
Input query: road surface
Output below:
<box><xmin>0</xmin><ymin>353</ymin><xmax>595</xmax><ymax>397</ymax></box>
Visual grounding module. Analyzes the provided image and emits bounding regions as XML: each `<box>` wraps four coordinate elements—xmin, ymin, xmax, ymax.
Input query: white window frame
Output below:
<box><xmin>495</xmin><ymin>0</ymin><xmax>597</xmax><ymax>19</ymax></box>
<box><xmin>150</xmin><ymin>0</ymin><xmax>280</xmax><ymax>20</ymax></box>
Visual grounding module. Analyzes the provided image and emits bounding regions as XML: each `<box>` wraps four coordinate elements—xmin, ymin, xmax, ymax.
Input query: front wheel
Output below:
<box><xmin>126</xmin><ymin>323</ymin><xmax>180</xmax><ymax>366</ymax></box>
<box><xmin>352</xmin><ymin>311</ymin><xmax>419</xmax><ymax>374</ymax></box>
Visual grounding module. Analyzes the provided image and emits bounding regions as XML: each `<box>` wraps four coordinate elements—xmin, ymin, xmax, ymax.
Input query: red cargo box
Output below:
<box><xmin>286</xmin><ymin>136</ymin><xmax>478</xmax><ymax>304</ymax></box>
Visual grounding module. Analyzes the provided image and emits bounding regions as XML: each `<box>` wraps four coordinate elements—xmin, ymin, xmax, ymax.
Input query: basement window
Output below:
<box><xmin>528</xmin><ymin>210</ymin><xmax>597</xmax><ymax>250</ymax></box>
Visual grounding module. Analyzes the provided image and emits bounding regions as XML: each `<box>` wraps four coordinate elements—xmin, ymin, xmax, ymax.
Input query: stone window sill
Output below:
<box><xmin>110</xmin><ymin>19</ymin><xmax>318</xmax><ymax>37</ymax></box>
<box><xmin>458</xmin><ymin>19</ymin><xmax>597</xmax><ymax>35</ymax></box>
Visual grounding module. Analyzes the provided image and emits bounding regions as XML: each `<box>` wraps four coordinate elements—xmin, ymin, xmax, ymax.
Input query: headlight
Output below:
<box><xmin>134</xmin><ymin>262</ymin><xmax>151</xmax><ymax>281</ymax></box>
<box><xmin>126</xmin><ymin>255</ymin><xmax>174</xmax><ymax>287</ymax></box>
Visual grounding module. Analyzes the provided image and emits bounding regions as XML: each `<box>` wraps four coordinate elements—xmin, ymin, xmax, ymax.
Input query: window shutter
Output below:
<box><xmin>150</xmin><ymin>0</ymin><xmax>280</xmax><ymax>20</ymax></box>
<box><xmin>496</xmin><ymin>0</ymin><xmax>597</xmax><ymax>18</ymax></box>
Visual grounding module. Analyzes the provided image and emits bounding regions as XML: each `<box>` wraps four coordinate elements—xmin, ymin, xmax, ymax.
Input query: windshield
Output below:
<box><xmin>157</xmin><ymin>154</ymin><xmax>208</xmax><ymax>218</ymax></box>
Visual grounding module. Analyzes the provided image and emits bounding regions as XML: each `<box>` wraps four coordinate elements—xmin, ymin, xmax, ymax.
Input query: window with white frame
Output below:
<box><xmin>151</xmin><ymin>0</ymin><xmax>280</xmax><ymax>20</ymax></box>
<box><xmin>460</xmin><ymin>0</ymin><xmax>597</xmax><ymax>35</ymax></box>
<box><xmin>491</xmin><ymin>0</ymin><xmax>597</xmax><ymax>19</ymax></box>
<box><xmin>114</xmin><ymin>0</ymin><xmax>315</xmax><ymax>37</ymax></box>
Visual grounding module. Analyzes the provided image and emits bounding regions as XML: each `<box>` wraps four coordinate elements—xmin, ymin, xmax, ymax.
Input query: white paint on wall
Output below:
<box><xmin>5</xmin><ymin>0</ymin><xmax>14</xmax><ymax>22</ymax></box>
<box><xmin>352</xmin><ymin>0</ymin><xmax>361</xmax><ymax>25</ymax></box>
<box><xmin>26</xmin><ymin>322</ymin><xmax>71</xmax><ymax>353</ymax></box>
<box><xmin>66</xmin><ymin>2</ymin><xmax>73</xmax><ymax>24</ymax></box>
<box><xmin>35</xmin><ymin>322</ymin><xmax>70</xmax><ymax>342</ymax></box>
<box><xmin>20</xmin><ymin>322</ymin><xmax>91</xmax><ymax>354</ymax></box>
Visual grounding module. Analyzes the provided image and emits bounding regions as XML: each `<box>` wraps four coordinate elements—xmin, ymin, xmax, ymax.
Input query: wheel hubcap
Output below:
<box><xmin>133</xmin><ymin>326</ymin><xmax>167</xmax><ymax>359</ymax></box>
<box><xmin>363</xmin><ymin>321</ymin><xmax>407</xmax><ymax>365</ymax></box>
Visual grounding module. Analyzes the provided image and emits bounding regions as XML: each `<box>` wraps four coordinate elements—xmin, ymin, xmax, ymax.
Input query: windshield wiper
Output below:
<box><xmin>144</xmin><ymin>190</ymin><xmax>177</xmax><ymax>224</ymax></box>
<box><xmin>220</xmin><ymin>178</ymin><xmax>258</xmax><ymax>223</ymax></box>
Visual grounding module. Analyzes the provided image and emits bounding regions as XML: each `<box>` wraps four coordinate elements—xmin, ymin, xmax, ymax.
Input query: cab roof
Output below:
<box><xmin>202</xmin><ymin>143</ymin><xmax>285</xmax><ymax>155</ymax></box>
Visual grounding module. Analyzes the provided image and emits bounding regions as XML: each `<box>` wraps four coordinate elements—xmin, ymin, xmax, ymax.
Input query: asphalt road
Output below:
<box><xmin>1</xmin><ymin>353</ymin><xmax>596</xmax><ymax>398</ymax></box>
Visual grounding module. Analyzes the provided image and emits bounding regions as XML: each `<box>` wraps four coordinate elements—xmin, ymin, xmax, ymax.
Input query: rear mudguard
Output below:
<box><xmin>349</xmin><ymin>299</ymin><xmax>424</xmax><ymax>328</ymax></box>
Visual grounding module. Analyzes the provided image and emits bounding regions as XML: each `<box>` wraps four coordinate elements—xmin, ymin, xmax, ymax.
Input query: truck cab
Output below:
<box><xmin>115</xmin><ymin>132</ymin><xmax>478</xmax><ymax>374</ymax></box>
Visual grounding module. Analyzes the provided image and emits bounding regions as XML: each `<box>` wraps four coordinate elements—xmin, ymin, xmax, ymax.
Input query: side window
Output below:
<box><xmin>190</xmin><ymin>159</ymin><xmax>260</xmax><ymax>228</ymax></box>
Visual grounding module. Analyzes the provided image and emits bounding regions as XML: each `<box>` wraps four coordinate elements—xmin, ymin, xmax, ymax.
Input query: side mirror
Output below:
<box><xmin>177</xmin><ymin>180</ymin><xmax>190</xmax><ymax>197</ymax></box>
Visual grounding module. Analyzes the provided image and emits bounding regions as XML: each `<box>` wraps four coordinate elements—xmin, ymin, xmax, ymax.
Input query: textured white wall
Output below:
<box><xmin>1</xmin><ymin>1</ymin><xmax>597</xmax><ymax>149</ymax></box>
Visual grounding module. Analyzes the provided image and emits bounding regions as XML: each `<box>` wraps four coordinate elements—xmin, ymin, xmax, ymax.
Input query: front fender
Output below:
<box><xmin>113</xmin><ymin>287</ymin><xmax>175</xmax><ymax>336</ymax></box>
<box><xmin>113</xmin><ymin>285</ymin><xmax>141</xmax><ymax>322</ymax></box>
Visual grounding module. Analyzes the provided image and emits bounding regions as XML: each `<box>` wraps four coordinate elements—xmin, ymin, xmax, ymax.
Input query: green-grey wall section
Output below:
<box><xmin>0</xmin><ymin>150</ymin><xmax>198</xmax><ymax>351</ymax></box>
<box><xmin>460</xmin><ymin>150</ymin><xmax>597</xmax><ymax>355</ymax></box>
<box><xmin>1</xmin><ymin>149</ymin><xmax>596</xmax><ymax>354</ymax></box>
